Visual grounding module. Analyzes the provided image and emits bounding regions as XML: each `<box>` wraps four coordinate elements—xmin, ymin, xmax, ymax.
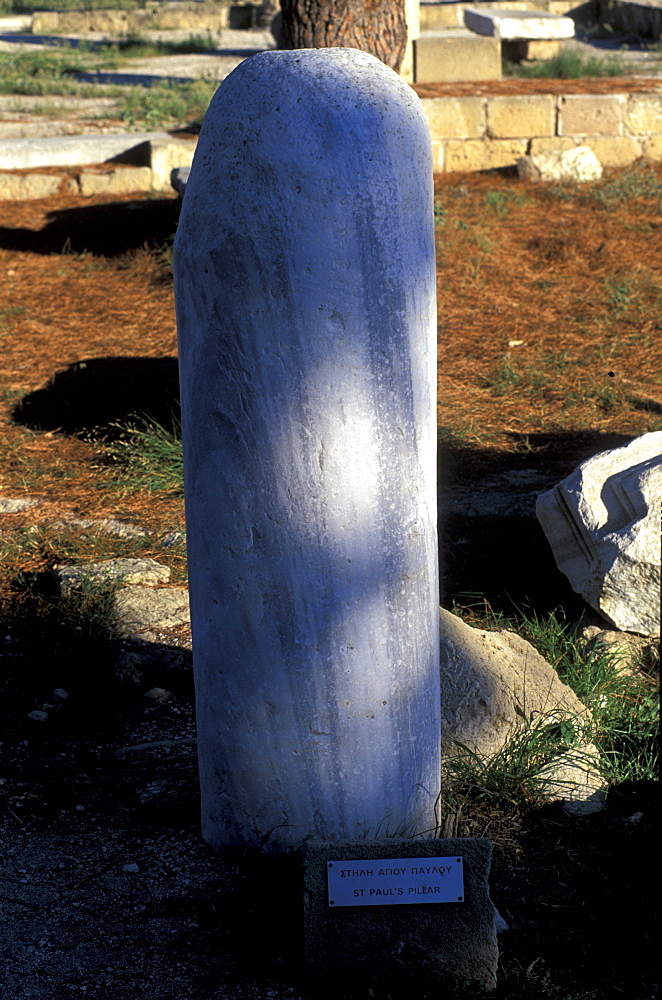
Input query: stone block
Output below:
<box><xmin>303</xmin><ymin>838</ymin><xmax>499</xmax><ymax>992</ymax></box>
<box><xmin>445</xmin><ymin>138</ymin><xmax>527</xmax><ymax>171</ymax></box>
<box><xmin>517</xmin><ymin>144</ymin><xmax>603</xmax><ymax>181</ymax></box>
<box><xmin>559</xmin><ymin>94</ymin><xmax>624</xmax><ymax>136</ymax></box>
<box><xmin>115</xmin><ymin>586</ymin><xmax>190</xmax><ymax>635</ymax></box>
<box><xmin>0</xmin><ymin>172</ymin><xmax>68</xmax><ymax>201</ymax></box>
<box><xmin>422</xmin><ymin>96</ymin><xmax>485</xmax><ymax>138</ymax></box>
<box><xmin>414</xmin><ymin>30</ymin><xmax>501</xmax><ymax>83</ymax></box>
<box><xmin>464</xmin><ymin>6</ymin><xmax>575</xmax><ymax>38</ymax></box>
<box><xmin>584</xmin><ymin>136</ymin><xmax>641</xmax><ymax>167</ymax></box>
<box><xmin>536</xmin><ymin>431</ymin><xmax>662</xmax><ymax>637</ymax></box>
<box><xmin>624</xmin><ymin>94</ymin><xmax>662</xmax><ymax>136</ymax></box>
<box><xmin>150</xmin><ymin>138</ymin><xmax>197</xmax><ymax>191</ymax></box>
<box><xmin>0</xmin><ymin>132</ymin><xmax>168</xmax><ymax>170</ymax></box>
<box><xmin>528</xmin><ymin>136</ymin><xmax>576</xmax><ymax>155</ymax></box>
<box><xmin>487</xmin><ymin>94</ymin><xmax>555</xmax><ymax>138</ymax></box>
<box><xmin>643</xmin><ymin>136</ymin><xmax>662</xmax><ymax>160</ymax></box>
<box><xmin>79</xmin><ymin>166</ymin><xmax>153</xmax><ymax>196</ymax></box>
<box><xmin>420</xmin><ymin>2</ymin><xmax>465</xmax><ymax>29</ymax></box>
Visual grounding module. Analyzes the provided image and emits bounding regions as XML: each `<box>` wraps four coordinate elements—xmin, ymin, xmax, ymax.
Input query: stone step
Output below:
<box><xmin>414</xmin><ymin>28</ymin><xmax>502</xmax><ymax>83</ymax></box>
<box><xmin>464</xmin><ymin>6</ymin><xmax>576</xmax><ymax>39</ymax></box>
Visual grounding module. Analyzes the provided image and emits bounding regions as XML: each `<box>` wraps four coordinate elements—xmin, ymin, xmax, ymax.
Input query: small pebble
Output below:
<box><xmin>123</xmin><ymin>863</ymin><xmax>140</xmax><ymax>873</ymax></box>
<box><xmin>27</xmin><ymin>710</ymin><xmax>48</xmax><ymax>722</ymax></box>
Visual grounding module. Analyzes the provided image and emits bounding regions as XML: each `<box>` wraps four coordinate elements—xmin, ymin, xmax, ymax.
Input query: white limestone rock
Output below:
<box><xmin>56</xmin><ymin>557</ymin><xmax>171</xmax><ymax>594</ymax></box>
<box><xmin>439</xmin><ymin>607</ymin><xmax>606</xmax><ymax>815</ymax></box>
<box><xmin>536</xmin><ymin>432</ymin><xmax>662</xmax><ymax>637</ymax></box>
<box><xmin>517</xmin><ymin>145</ymin><xmax>602</xmax><ymax>183</ymax></box>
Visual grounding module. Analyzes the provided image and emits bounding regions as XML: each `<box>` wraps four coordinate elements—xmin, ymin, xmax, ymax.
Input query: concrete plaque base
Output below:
<box><xmin>303</xmin><ymin>838</ymin><xmax>499</xmax><ymax>993</ymax></box>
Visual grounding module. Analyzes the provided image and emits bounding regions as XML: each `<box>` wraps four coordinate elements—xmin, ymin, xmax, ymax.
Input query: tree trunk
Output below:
<box><xmin>279</xmin><ymin>0</ymin><xmax>407</xmax><ymax>73</ymax></box>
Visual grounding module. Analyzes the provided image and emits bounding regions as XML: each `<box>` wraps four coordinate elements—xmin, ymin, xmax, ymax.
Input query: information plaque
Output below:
<box><xmin>327</xmin><ymin>856</ymin><xmax>464</xmax><ymax>907</ymax></box>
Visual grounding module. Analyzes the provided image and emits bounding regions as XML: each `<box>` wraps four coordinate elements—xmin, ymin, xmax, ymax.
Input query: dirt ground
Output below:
<box><xmin>0</xmin><ymin>163</ymin><xmax>660</xmax><ymax>999</ymax></box>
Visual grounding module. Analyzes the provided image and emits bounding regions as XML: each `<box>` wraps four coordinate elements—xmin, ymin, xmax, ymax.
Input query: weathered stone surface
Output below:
<box><xmin>56</xmin><ymin>557</ymin><xmax>171</xmax><ymax>594</ymax></box>
<box><xmin>414</xmin><ymin>29</ymin><xmax>501</xmax><ymax>83</ymax></box>
<box><xmin>517</xmin><ymin>144</ymin><xmax>602</xmax><ymax>181</ymax></box>
<box><xmin>150</xmin><ymin>138</ymin><xmax>197</xmax><ymax>191</ymax></box>
<box><xmin>174</xmin><ymin>48</ymin><xmax>440</xmax><ymax>855</ymax></box>
<box><xmin>303</xmin><ymin>838</ymin><xmax>498</xmax><ymax>992</ymax></box>
<box><xmin>487</xmin><ymin>94</ymin><xmax>555</xmax><ymax>138</ymax></box>
<box><xmin>439</xmin><ymin>608</ymin><xmax>606</xmax><ymax>815</ymax></box>
<box><xmin>537</xmin><ymin>433</ymin><xmax>661</xmax><ymax>637</ymax></box>
<box><xmin>0</xmin><ymin>172</ymin><xmax>73</xmax><ymax>201</ymax></box>
<box><xmin>464</xmin><ymin>7</ymin><xmax>575</xmax><ymax>39</ymax></box>
<box><xmin>558</xmin><ymin>94</ymin><xmax>624</xmax><ymax>137</ymax></box>
<box><xmin>114</xmin><ymin>586</ymin><xmax>190</xmax><ymax>633</ymax></box>
<box><xmin>78</xmin><ymin>167</ymin><xmax>153</xmax><ymax>196</ymax></box>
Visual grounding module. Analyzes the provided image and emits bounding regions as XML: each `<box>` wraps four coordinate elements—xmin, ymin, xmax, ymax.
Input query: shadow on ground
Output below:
<box><xmin>0</xmin><ymin>197</ymin><xmax>180</xmax><ymax>257</ymax></box>
<box><xmin>12</xmin><ymin>356</ymin><xmax>643</xmax><ymax>627</ymax></box>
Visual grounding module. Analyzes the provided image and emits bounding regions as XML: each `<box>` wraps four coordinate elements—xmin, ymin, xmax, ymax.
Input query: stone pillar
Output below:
<box><xmin>174</xmin><ymin>48</ymin><xmax>440</xmax><ymax>856</ymax></box>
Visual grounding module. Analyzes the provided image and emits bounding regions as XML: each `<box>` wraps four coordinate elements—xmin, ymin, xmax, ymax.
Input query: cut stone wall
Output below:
<box><xmin>421</xmin><ymin>89</ymin><xmax>662</xmax><ymax>172</ymax></box>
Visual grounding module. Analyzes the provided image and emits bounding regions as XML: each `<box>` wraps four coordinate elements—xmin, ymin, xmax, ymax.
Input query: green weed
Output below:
<box><xmin>504</xmin><ymin>48</ymin><xmax>627</xmax><ymax>79</ymax></box>
<box><xmin>103</xmin><ymin>413</ymin><xmax>184</xmax><ymax>494</ymax></box>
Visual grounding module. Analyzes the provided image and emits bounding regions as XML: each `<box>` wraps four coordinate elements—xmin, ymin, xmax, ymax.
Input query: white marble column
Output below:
<box><xmin>174</xmin><ymin>48</ymin><xmax>440</xmax><ymax>855</ymax></box>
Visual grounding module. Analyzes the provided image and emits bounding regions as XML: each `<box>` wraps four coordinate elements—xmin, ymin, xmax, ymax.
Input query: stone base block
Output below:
<box><xmin>79</xmin><ymin>166</ymin><xmax>153</xmax><ymax>196</ymax></box>
<box><xmin>414</xmin><ymin>29</ymin><xmax>501</xmax><ymax>82</ymax></box>
<box><xmin>0</xmin><ymin>172</ymin><xmax>75</xmax><ymax>201</ymax></box>
<box><xmin>445</xmin><ymin>137</ymin><xmax>527</xmax><ymax>171</ymax></box>
<box><xmin>303</xmin><ymin>838</ymin><xmax>499</xmax><ymax>993</ymax></box>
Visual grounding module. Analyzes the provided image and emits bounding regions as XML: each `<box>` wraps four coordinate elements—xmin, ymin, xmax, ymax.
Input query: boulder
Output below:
<box><xmin>517</xmin><ymin>145</ymin><xmax>602</xmax><ymax>182</ymax></box>
<box><xmin>536</xmin><ymin>432</ymin><xmax>661</xmax><ymax>637</ymax></box>
<box><xmin>439</xmin><ymin>607</ymin><xmax>606</xmax><ymax>815</ymax></box>
<box><xmin>114</xmin><ymin>585</ymin><xmax>190</xmax><ymax>634</ymax></box>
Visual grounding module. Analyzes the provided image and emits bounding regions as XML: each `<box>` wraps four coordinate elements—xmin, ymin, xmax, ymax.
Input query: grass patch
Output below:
<box><xmin>504</xmin><ymin>48</ymin><xmax>628</xmax><ymax>78</ymax></box>
<box><xmin>102</xmin><ymin>413</ymin><xmax>184</xmax><ymax>494</ymax></box>
<box><xmin>450</xmin><ymin>597</ymin><xmax>660</xmax><ymax>790</ymax></box>
<box><xmin>118</xmin><ymin>76</ymin><xmax>216</xmax><ymax>128</ymax></box>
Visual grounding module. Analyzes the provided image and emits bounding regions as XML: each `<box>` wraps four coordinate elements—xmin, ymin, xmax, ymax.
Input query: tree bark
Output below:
<box><xmin>279</xmin><ymin>0</ymin><xmax>407</xmax><ymax>73</ymax></box>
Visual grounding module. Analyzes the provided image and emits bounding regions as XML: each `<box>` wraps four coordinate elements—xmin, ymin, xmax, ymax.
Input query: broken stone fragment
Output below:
<box><xmin>536</xmin><ymin>432</ymin><xmax>661</xmax><ymax>637</ymax></box>
<box><xmin>517</xmin><ymin>145</ymin><xmax>602</xmax><ymax>183</ymax></box>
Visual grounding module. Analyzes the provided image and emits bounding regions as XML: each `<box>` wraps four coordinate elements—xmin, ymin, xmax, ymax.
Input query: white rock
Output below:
<box><xmin>517</xmin><ymin>145</ymin><xmax>602</xmax><ymax>183</ymax></box>
<box><xmin>56</xmin><ymin>557</ymin><xmax>171</xmax><ymax>594</ymax></box>
<box><xmin>439</xmin><ymin>608</ymin><xmax>606</xmax><ymax>815</ymax></box>
<box><xmin>536</xmin><ymin>432</ymin><xmax>661</xmax><ymax>637</ymax></box>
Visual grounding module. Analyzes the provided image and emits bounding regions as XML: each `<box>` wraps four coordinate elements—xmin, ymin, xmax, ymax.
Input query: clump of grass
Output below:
<box><xmin>443</xmin><ymin>709</ymin><xmax>596</xmax><ymax>809</ymax></box>
<box><xmin>483</xmin><ymin>188</ymin><xmax>530</xmax><ymax>218</ymax></box>
<box><xmin>504</xmin><ymin>48</ymin><xmax>627</xmax><ymax>78</ymax></box>
<box><xmin>103</xmin><ymin>413</ymin><xmax>184</xmax><ymax>494</ymax></box>
<box><xmin>98</xmin><ymin>31</ymin><xmax>218</xmax><ymax>59</ymax></box>
<box><xmin>118</xmin><ymin>77</ymin><xmax>216</xmax><ymax>128</ymax></box>
<box><xmin>451</xmin><ymin>598</ymin><xmax>660</xmax><ymax>787</ymax></box>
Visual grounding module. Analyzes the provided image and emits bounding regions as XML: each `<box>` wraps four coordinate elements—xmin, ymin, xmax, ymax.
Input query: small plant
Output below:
<box><xmin>103</xmin><ymin>412</ymin><xmax>184</xmax><ymax>494</ymax></box>
<box><xmin>504</xmin><ymin>48</ymin><xmax>627</xmax><ymax>79</ymax></box>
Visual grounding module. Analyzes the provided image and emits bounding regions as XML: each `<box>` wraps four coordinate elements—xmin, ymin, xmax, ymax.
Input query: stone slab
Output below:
<box><xmin>303</xmin><ymin>838</ymin><xmax>498</xmax><ymax>992</ymax></box>
<box><xmin>0</xmin><ymin>131</ymin><xmax>170</xmax><ymax>170</ymax></box>
<box><xmin>464</xmin><ymin>7</ymin><xmax>575</xmax><ymax>39</ymax></box>
<box><xmin>414</xmin><ymin>29</ymin><xmax>501</xmax><ymax>82</ymax></box>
